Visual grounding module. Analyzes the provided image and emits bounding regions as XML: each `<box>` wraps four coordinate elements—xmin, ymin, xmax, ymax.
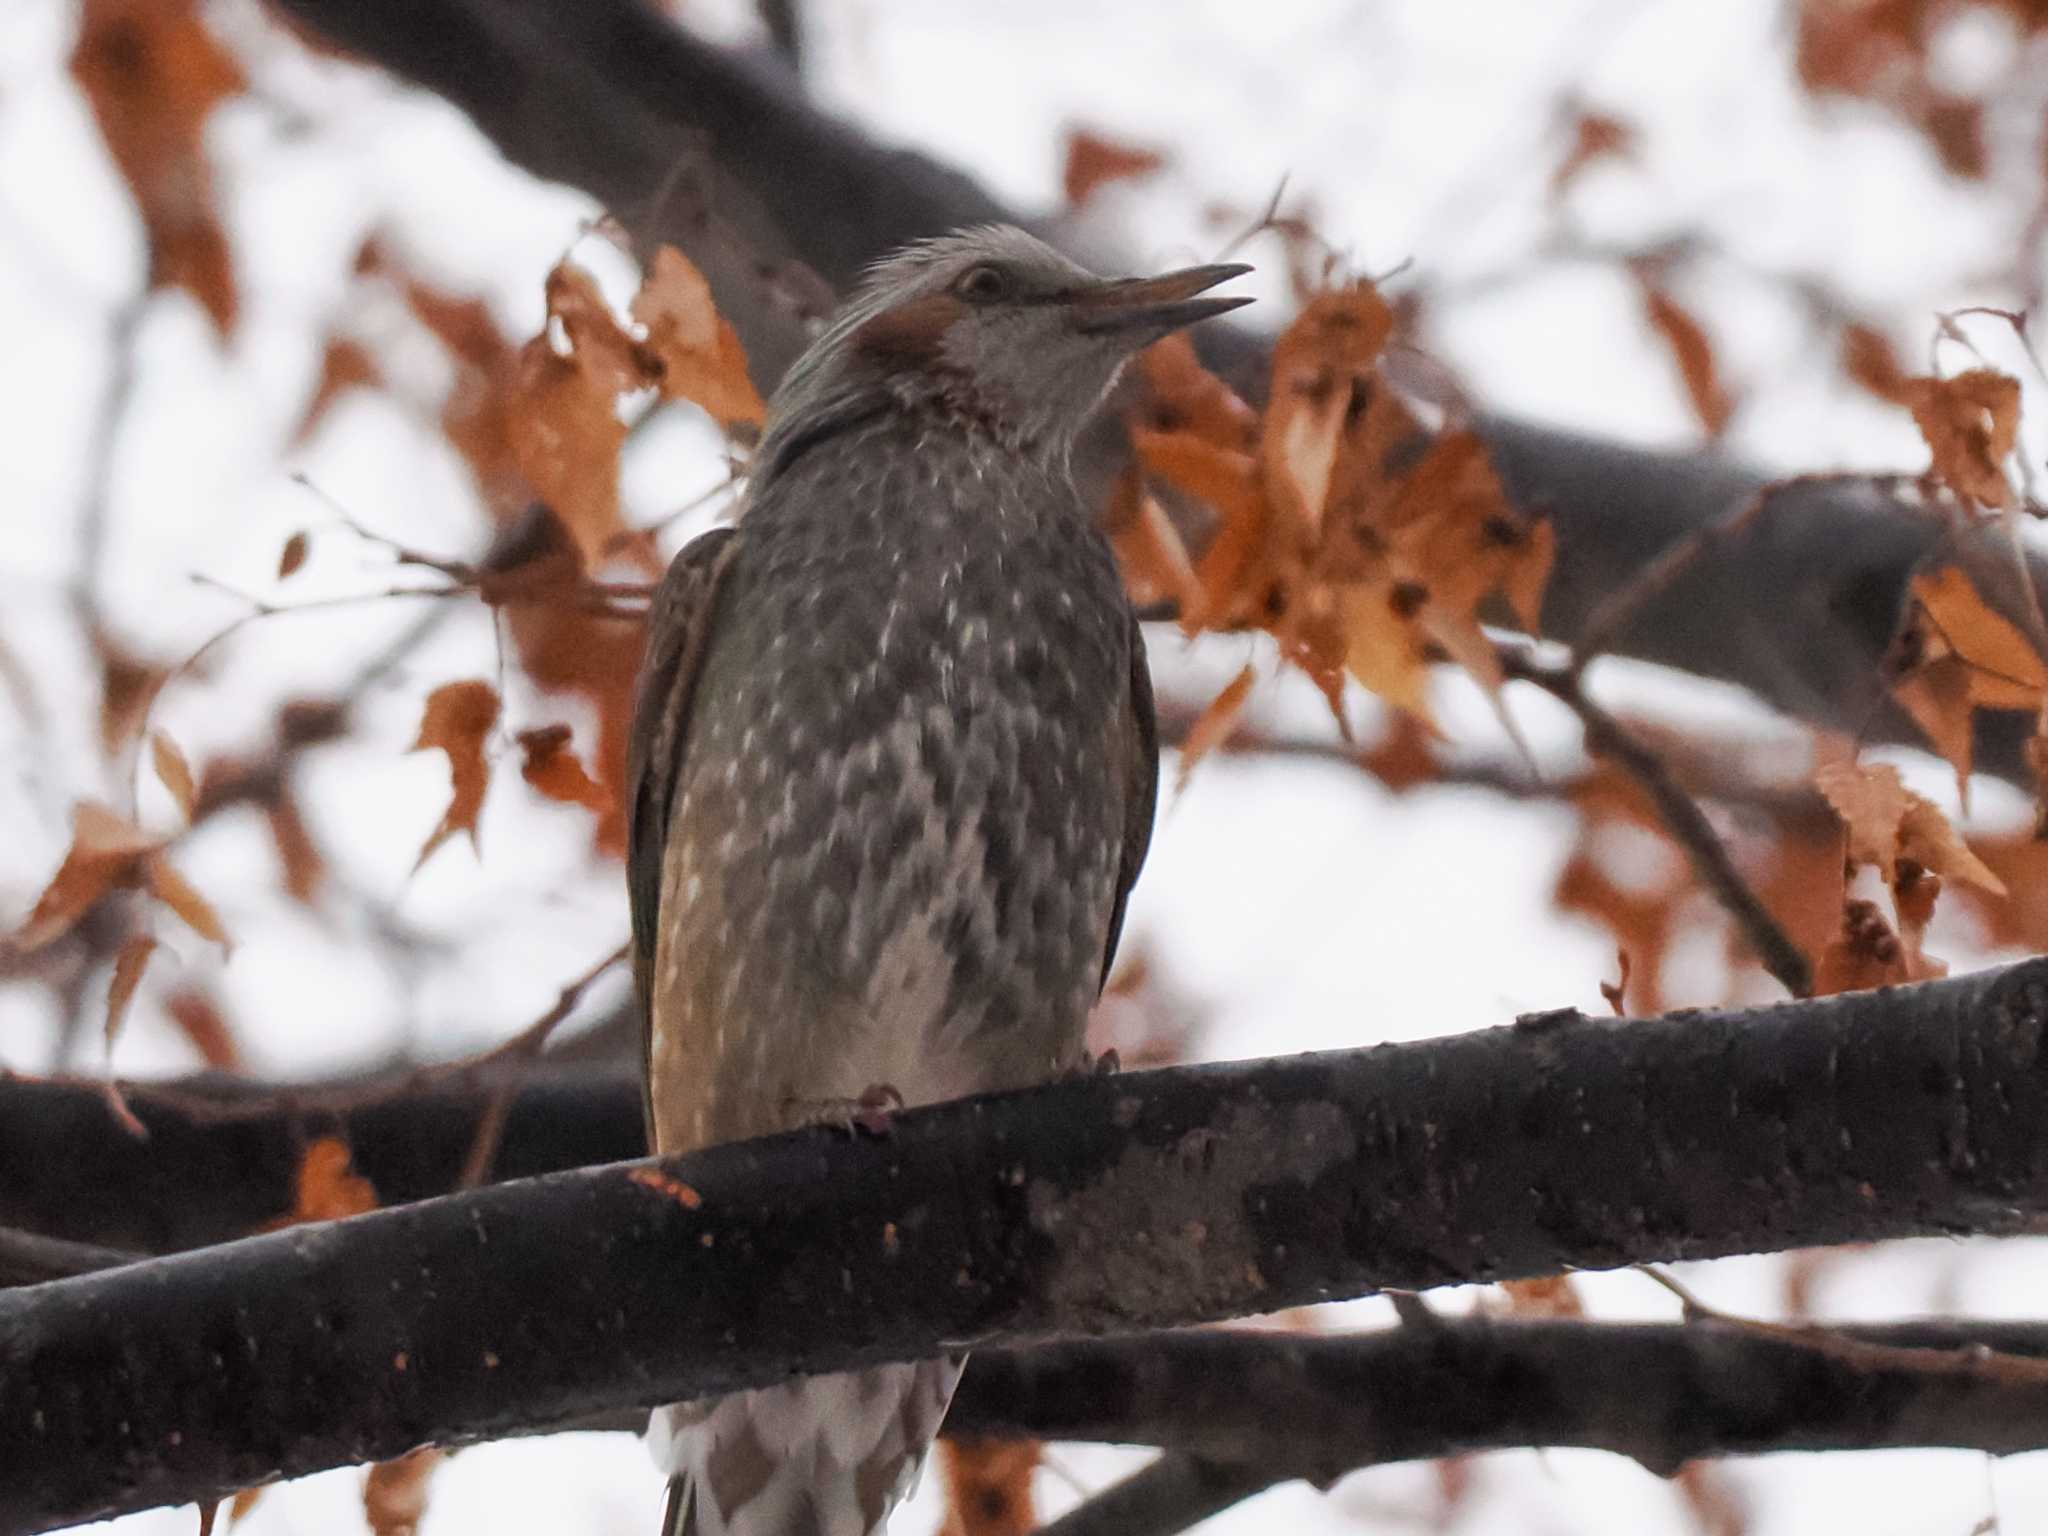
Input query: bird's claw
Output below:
<box><xmin>787</xmin><ymin>1085</ymin><xmax>903</xmax><ymax>1136</ymax></box>
<box><xmin>850</xmin><ymin>1082</ymin><xmax>903</xmax><ymax>1135</ymax></box>
<box><xmin>1061</xmin><ymin>1048</ymin><xmax>1121</xmax><ymax>1081</ymax></box>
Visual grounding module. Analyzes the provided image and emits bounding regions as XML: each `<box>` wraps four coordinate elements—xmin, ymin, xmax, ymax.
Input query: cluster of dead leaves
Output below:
<box><xmin>1886</xmin><ymin>560</ymin><xmax>2045</xmax><ymax>790</ymax></box>
<box><xmin>509</xmin><ymin>246</ymin><xmax>762</xmax><ymax>567</ymax></box>
<box><xmin>311</xmin><ymin>237</ymin><xmax>765</xmax><ymax>864</ymax></box>
<box><xmin>1811</xmin><ymin>739</ymin><xmax>2004</xmax><ymax>990</ymax></box>
<box><xmin>71</xmin><ymin>0</ymin><xmax>243</xmax><ymax>334</ymax></box>
<box><xmin>1118</xmin><ymin>283</ymin><xmax>1553</xmax><ymax>768</ymax></box>
<box><xmin>1843</xmin><ymin>327</ymin><xmax>2025</xmax><ymax>511</ymax></box>
<box><xmin>12</xmin><ymin>740</ymin><xmax>233</xmax><ymax>1061</ymax></box>
<box><xmin>1546</xmin><ymin>700</ymin><xmax>2020</xmax><ymax>1009</ymax></box>
<box><xmin>405</xmin><ymin>677</ymin><xmax>620</xmax><ymax>869</ymax></box>
<box><xmin>1794</xmin><ymin>0</ymin><xmax>2048</xmax><ymax>182</ymax></box>
<box><xmin>1837</xmin><ymin>330</ymin><xmax>2046</xmax><ymax>820</ymax></box>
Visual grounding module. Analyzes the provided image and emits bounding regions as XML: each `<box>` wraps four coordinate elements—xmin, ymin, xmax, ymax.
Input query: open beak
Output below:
<box><xmin>1070</xmin><ymin>262</ymin><xmax>1254</xmax><ymax>339</ymax></box>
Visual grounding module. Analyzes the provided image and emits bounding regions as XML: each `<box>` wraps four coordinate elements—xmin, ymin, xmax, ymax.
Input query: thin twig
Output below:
<box><xmin>455</xmin><ymin>941</ymin><xmax>632</xmax><ymax>1187</ymax></box>
<box><xmin>0</xmin><ymin>1226</ymin><xmax>138</xmax><ymax>1286</ymax></box>
<box><xmin>1636</xmin><ymin>1265</ymin><xmax>2048</xmax><ymax>1388</ymax></box>
<box><xmin>71</xmin><ymin>299</ymin><xmax>146</xmax><ymax>632</ymax></box>
<box><xmin>1502</xmin><ymin>648</ymin><xmax>1813</xmax><ymax>997</ymax></box>
<box><xmin>89</xmin><ymin>943</ymin><xmax>628</xmax><ymax>1135</ymax></box>
<box><xmin>1035</xmin><ymin>1454</ymin><xmax>1279</xmax><ymax>1536</ymax></box>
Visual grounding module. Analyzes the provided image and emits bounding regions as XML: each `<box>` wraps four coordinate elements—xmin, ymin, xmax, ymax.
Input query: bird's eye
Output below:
<box><xmin>954</xmin><ymin>264</ymin><xmax>1011</xmax><ymax>304</ymax></box>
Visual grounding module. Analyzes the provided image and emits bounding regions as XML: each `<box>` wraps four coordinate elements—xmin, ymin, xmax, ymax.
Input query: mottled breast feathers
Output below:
<box><xmin>623</xmin><ymin>518</ymin><xmax>1156</xmax><ymax>1146</ymax></box>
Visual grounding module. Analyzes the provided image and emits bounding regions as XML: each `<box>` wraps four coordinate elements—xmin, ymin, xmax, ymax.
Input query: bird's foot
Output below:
<box><xmin>786</xmin><ymin>1083</ymin><xmax>903</xmax><ymax>1137</ymax></box>
<box><xmin>1062</xmin><ymin>1048</ymin><xmax>1121</xmax><ymax>1080</ymax></box>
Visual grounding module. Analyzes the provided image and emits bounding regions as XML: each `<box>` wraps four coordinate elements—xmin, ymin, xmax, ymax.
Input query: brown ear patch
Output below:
<box><xmin>852</xmin><ymin>293</ymin><xmax>964</xmax><ymax>371</ymax></box>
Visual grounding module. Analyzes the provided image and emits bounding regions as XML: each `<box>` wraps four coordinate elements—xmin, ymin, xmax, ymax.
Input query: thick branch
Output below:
<box><xmin>0</xmin><ymin>1063</ymin><xmax>640</xmax><ymax>1254</ymax></box>
<box><xmin>9</xmin><ymin>961</ymin><xmax>2048</xmax><ymax>1527</ymax></box>
<box><xmin>954</xmin><ymin>1318</ymin><xmax>2048</xmax><ymax>1478</ymax></box>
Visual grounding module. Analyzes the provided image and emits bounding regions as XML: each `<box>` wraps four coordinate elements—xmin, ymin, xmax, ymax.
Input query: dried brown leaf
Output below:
<box><xmin>264</xmin><ymin>792</ymin><xmax>326</xmax><ymax>905</ymax></box>
<box><xmin>412</xmin><ymin>680</ymin><xmax>501</xmax><ymax>866</ymax></box>
<box><xmin>1892</xmin><ymin>654</ymin><xmax>1976</xmax><ymax>787</ymax></box>
<box><xmin>1893</xmin><ymin>861</ymin><xmax>1948</xmax><ymax>979</ymax></box>
<box><xmin>517</xmin><ymin>724</ymin><xmax>611</xmax><ymax>815</ymax></box>
<box><xmin>939</xmin><ymin>1438</ymin><xmax>1040</xmax><ymax>1536</ymax></box>
<box><xmin>1501</xmin><ymin>1274</ymin><xmax>1586</xmax><ymax>1318</ymax></box>
<box><xmin>150</xmin><ymin>729</ymin><xmax>196</xmax><ymax>821</ymax></box>
<box><xmin>1815</xmin><ymin>897</ymin><xmax>1913</xmax><ymax>995</ymax></box>
<box><xmin>1639</xmin><ymin>281</ymin><xmax>1735</xmax><ymax>439</ymax></box>
<box><xmin>1107</xmin><ymin>474</ymin><xmax>1201</xmax><ymax>615</ymax></box>
<box><xmin>2029</xmin><ymin>724</ymin><xmax>2048</xmax><ymax>839</ymax></box>
<box><xmin>544</xmin><ymin>261</ymin><xmax>648</xmax><ymax>397</ymax></box>
<box><xmin>270</xmin><ymin>1137</ymin><xmax>379</xmax><ymax>1227</ymax></box>
<box><xmin>1338</xmin><ymin>573</ymin><xmax>1433</xmax><ymax>721</ymax></box>
<box><xmin>96</xmin><ymin>630</ymin><xmax>170</xmax><ymax>755</ymax></box>
<box><xmin>1813</xmin><ymin>749</ymin><xmax>1911</xmax><ymax>879</ymax></box>
<box><xmin>1815</xmin><ymin>741</ymin><xmax>2004</xmax><ymax>894</ymax></box>
<box><xmin>104</xmin><ymin>935</ymin><xmax>158</xmax><ymax>1052</ymax></box>
<box><xmin>1841</xmin><ymin>323</ymin><xmax>1908</xmax><ymax>402</ymax></box>
<box><xmin>295</xmin><ymin>339</ymin><xmax>380</xmax><ymax>442</ymax></box>
<box><xmin>14</xmin><ymin>802</ymin><xmax>159</xmax><ymax>951</ymax></box>
<box><xmin>1061</xmin><ymin>127</ymin><xmax>1166</xmax><ymax>209</ymax></box>
<box><xmin>632</xmin><ymin>245</ymin><xmax>765</xmax><ymax>429</ymax></box>
<box><xmin>1898</xmin><ymin>796</ymin><xmax>2004</xmax><ymax>894</ymax></box>
<box><xmin>1133</xmin><ymin>428</ymin><xmax>1270</xmax><ymax>629</ymax></box>
<box><xmin>145</xmin><ymin>853</ymin><xmax>230</xmax><ymax>949</ymax></box>
<box><xmin>364</xmin><ymin>1449</ymin><xmax>444</xmax><ymax>1536</ymax></box>
<box><xmin>1263</xmin><ymin>284</ymin><xmax>1393</xmax><ymax>535</ymax></box>
<box><xmin>166</xmin><ymin>985</ymin><xmax>240</xmax><ymax>1070</ymax></box>
<box><xmin>1910</xmin><ymin>564</ymin><xmax>2047</xmax><ymax>704</ymax></box>
<box><xmin>71</xmin><ymin>0</ymin><xmax>244</xmax><ymax>334</ymax></box>
<box><xmin>1600</xmin><ymin>949</ymin><xmax>1631</xmax><ymax>1016</ymax></box>
<box><xmin>509</xmin><ymin>334</ymin><xmax>628</xmax><ymax>569</ymax></box>
<box><xmin>1550</xmin><ymin>109</ymin><xmax>1635</xmax><ymax>198</ymax></box>
<box><xmin>1905</xmin><ymin>368</ymin><xmax>2021</xmax><ymax>506</ymax></box>
<box><xmin>1136</xmin><ymin>333</ymin><xmax>1259</xmax><ymax>450</ymax></box>
<box><xmin>1890</xmin><ymin>563</ymin><xmax>2048</xmax><ymax>787</ymax></box>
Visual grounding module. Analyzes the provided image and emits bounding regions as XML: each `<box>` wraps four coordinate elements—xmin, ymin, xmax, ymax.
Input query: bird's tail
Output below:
<box><xmin>649</xmin><ymin>1358</ymin><xmax>963</xmax><ymax>1536</ymax></box>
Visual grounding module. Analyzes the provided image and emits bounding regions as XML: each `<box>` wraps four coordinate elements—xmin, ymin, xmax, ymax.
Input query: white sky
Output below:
<box><xmin>5</xmin><ymin>0</ymin><xmax>2048</xmax><ymax>1532</ymax></box>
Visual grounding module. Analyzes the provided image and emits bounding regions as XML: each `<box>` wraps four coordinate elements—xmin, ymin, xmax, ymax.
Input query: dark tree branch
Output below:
<box><xmin>1501</xmin><ymin>649</ymin><xmax>1814</xmax><ymax>998</ymax></box>
<box><xmin>1034</xmin><ymin>1454</ymin><xmax>1273</xmax><ymax>1536</ymax></box>
<box><xmin>32</xmin><ymin>1224</ymin><xmax>2048</xmax><ymax>1484</ymax></box>
<box><xmin>0</xmin><ymin>1063</ymin><xmax>641</xmax><ymax>1254</ymax></box>
<box><xmin>9</xmin><ymin>961</ymin><xmax>2048</xmax><ymax>1527</ymax></box>
<box><xmin>952</xmin><ymin>1318</ymin><xmax>2048</xmax><ymax>1476</ymax></box>
<box><xmin>261</xmin><ymin>0</ymin><xmax>2045</xmax><ymax>787</ymax></box>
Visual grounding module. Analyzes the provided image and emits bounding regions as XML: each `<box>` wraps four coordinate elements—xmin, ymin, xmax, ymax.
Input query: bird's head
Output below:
<box><xmin>759</xmin><ymin>226</ymin><xmax>1252</xmax><ymax>470</ymax></box>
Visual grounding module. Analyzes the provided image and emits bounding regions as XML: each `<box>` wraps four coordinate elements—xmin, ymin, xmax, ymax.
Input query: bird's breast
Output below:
<box><xmin>653</xmin><ymin>451</ymin><xmax>1133</xmax><ymax>1140</ymax></box>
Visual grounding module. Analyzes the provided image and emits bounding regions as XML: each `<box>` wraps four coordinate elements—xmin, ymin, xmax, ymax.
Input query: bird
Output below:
<box><xmin>625</xmin><ymin>224</ymin><xmax>1251</xmax><ymax>1536</ymax></box>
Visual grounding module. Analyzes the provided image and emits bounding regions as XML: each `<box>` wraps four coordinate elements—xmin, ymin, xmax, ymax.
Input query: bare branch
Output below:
<box><xmin>1502</xmin><ymin>648</ymin><xmax>1814</xmax><ymax>998</ymax></box>
<box><xmin>10</xmin><ymin>960</ymin><xmax>2048</xmax><ymax>1526</ymax></box>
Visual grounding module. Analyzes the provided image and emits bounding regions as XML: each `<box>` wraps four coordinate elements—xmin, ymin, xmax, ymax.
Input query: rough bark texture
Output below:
<box><xmin>953</xmin><ymin>1319</ymin><xmax>2048</xmax><ymax>1477</ymax></box>
<box><xmin>0</xmin><ymin>1065</ymin><xmax>640</xmax><ymax>1254</ymax></box>
<box><xmin>260</xmin><ymin>0</ymin><xmax>2046</xmax><ymax>783</ymax></box>
<box><xmin>8</xmin><ymin>961</ymin><xmax>2048</xmax><ymax>1529</ymax></box>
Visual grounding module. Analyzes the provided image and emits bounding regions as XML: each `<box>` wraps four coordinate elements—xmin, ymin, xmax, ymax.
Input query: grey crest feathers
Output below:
<box><xmin>757</xmin><ymin>224</ymin><xmax>1250</xmax><ymax>474</ymax></box>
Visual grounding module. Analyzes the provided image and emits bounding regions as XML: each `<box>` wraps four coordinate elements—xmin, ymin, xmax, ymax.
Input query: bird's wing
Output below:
<box><xmin>1100</xmin><ymin>611</ymin><xmax>1158</xmax><ymax>992</ymax></box>
<box><xmin>627</xmin><ymin>525</ymin><xmax>742</xmax><ymax>1144</ymax></box>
